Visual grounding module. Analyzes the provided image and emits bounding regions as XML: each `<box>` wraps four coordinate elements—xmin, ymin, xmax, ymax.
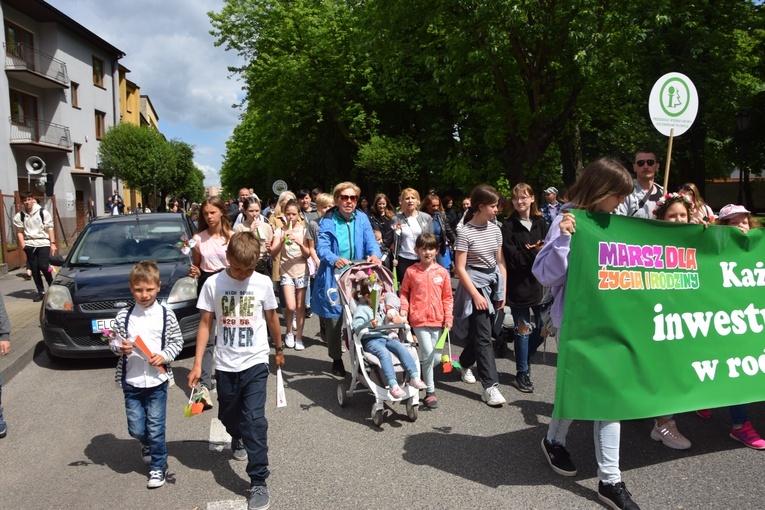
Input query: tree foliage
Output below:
<box><xmin>211</xmin><ymin>0</ymin><xmax>764</xmax><ymax>204</ymax></box>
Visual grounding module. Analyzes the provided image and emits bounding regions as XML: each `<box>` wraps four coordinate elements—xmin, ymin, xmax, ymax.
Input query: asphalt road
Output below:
<box><xmin>2</xmin><ymin>303</ymin><xmax>765</xmax><ymax>509</ymax></box>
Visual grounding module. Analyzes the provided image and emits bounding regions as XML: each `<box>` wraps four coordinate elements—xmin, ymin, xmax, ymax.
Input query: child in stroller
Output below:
<box><xmin>335</xmin><ymin>261</ymin><xmax>424</xmax><ymax>426</ymax></box>
<box><xmin>352</xmin><ymin>280</ymin><xmax>427</xmax><ymax>398</ymax></box>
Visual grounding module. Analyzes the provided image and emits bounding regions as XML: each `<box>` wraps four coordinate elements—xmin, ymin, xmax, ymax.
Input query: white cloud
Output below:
<box><xmin>50</xmin><ymin>0</ymin><xmax>245</xmax><ymax>131</ymax></box>
<box><xmin>194</xmin><ymin>162</ymin><xmax>220</xmax><ymax>187</ymax></box>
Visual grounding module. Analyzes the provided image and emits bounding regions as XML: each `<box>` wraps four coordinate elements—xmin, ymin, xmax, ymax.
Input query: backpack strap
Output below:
<box><xmin>120</xmin><ymin>304</ymin><xmax>136</xmax><ymax>388</ymax></box>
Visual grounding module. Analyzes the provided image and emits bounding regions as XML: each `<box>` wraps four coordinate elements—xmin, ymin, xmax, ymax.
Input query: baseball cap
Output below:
<box><xmin>544</xmin><ymin>187</ymin><xmax>558</xmax><ymax>195</ymax></box>
<box><xmin>717</xmin><ymin>204</ymin><xmax>750</xmax><ymax>221</ymax></box>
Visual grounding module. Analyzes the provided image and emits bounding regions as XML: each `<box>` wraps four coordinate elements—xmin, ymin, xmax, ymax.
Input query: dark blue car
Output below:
<box><xmin>41</xmin><ymin>213</ymin><xmax>200</xmax><ymax>359</ymax></box>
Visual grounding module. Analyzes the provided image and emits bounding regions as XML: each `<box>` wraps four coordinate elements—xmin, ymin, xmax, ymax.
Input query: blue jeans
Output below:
<box><xmin>362</xmin><ymin>335</ymin><xmax>419</xmax><ymax>387</ymax></box>
<box><xmin>730</xmin><ymin>404</ymin><xmax>748</xmax><ymax>425</ymax></box>
<box><xmin>547</xmin><ymin>416</ymin><xmax>621</xmax><ymax>484</ymax></box>
<box><xmin>510</xmin><ymin>306</ymin><xmax>543</xmax><ymax>374</ymax></box>
<box><xmin>414</xmin><ymin>327</ymin><xmax>441</xmax><ymax>393</ymax></box>
<box><xmin>123</xmin><ymin>381</ymin><xmax>168</xmax><ymax>471</ymax></box>
<box><xmin>216</xmin><ymin>363</ymin><xmax>270</xmax><ymax>484</ymax></box>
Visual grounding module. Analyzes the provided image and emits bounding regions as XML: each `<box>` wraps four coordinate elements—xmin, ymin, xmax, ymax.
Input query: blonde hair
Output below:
<box><xmin>130</xmin><ymin>260</ymin><xmax>160</xmax><ymax>286</ymax></box>
<box><xmin>399</xmin><ymin>188</ymin><xmax>421</xmax><ymax>204</ymax></box>
<box><xmin>315</xmin><ymin>193</ymin><xmax>334</xmax><ymax>210</ymax></box>
<box><xmin>332</xmin><ymin>182</ymin><xmax>361</xmax><ymax>201</ymax></box>
<box><xmin>272</xmin><ymin>191</ymin><xmax>297</xmax><ymax>218</ymax></box>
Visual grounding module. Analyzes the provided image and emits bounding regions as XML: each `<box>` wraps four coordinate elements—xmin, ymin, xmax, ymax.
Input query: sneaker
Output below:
<box><xmin>423</xmin><ymin>393</ymin><xmax>439</xmax><ymax>409</ymax></box>
<box><xmin>232</xmin><ymin>436</ymin><xmax>248</xmax><ymax>461</ymax></box>
<box><xmin>33</xmin><ymin>292</ymin><xmax>44</xmax><ymax>303</ymax></box>
<box><xmin>481</xmin><ymin>383</ymin><xmax>506</xmax><ymax>406</ymax></box>
<box><xmin>305</xmin><ymin>308</ymin><xmax>312</xmax><ymax>318</ymax></box>
<box><xmin>294</xmin><ymin>339</ymin><xmax>305</xmax><ymax>351</ymax></box>
<box><xmin>389</xmin><ymin>385</ymin><xmax>406</xmax><ymax>399</ymax></box>
<box><xmin>198</xmin><ymin>386</ymin><xmax>214</xmax><ymax>410</ymax></box>
<box><xmin>541</xmin><ymin>438</ymin><xmax>577</xmax><ymax>476</ymax></box>
<box><xmin>410</xmin><ymin>377</ymin><xmax>427</xmax><ymax>390</ymax></box>
<box><xmin>460</xmin><ymin>367</ymin><xmax>476</xmax><ymax>384</ymax></box>
<box><xmin>141</xmin><ymin>445</ymin><xmax>151</xmax><ymax>464</ymax></box>
<box><xmin>598</xmin><ymin>481</ymin><xmax>640</xmax><ymax>510</ymax></box>
<box><xmin>0</xmin><ymin>407</ymin><xmax>6</xmax><ymax>439</ymax></box>
<box><xmin>246</xmin><ymin>484</ymin><xmax>270</xmax><ymax>510</ymax></box>
<box><xmin>696</xmin><ymin>409</ymin><xmax>711</xmax><ymax>419</ymax></box>
<box><xmin>650</xmin><ymin>419</ymin><xmax>691</xmax><ymax>450</ymax></box>
<box><xmin>512</xmin><ymin>372</ymin><xmax>534</xmax><ymax>393</ymax></box>
<box><xmin>146</xmin><ymin>467</ymin><xmax>167</xmax><ymax>489</ymax></box>
<box><xmin>331</xmin><ymin>359</ymin><xmax>346</xmax><ymax>377</ymax></box>
<box><xmin>284</xmin><ymin>333</ymin><xmax>295</xmax><ymax>349</ymax></box>
<box><xmin>730</xmin><ymin>421</ymin><xmax>765</xmax><ymax>450</ymax></box>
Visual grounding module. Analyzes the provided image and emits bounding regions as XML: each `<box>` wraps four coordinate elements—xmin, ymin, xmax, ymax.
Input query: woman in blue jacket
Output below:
<box><xmin>311</xmin><ymin>182</ymin><xmax>381</xmax><ymax>376</ymax></box>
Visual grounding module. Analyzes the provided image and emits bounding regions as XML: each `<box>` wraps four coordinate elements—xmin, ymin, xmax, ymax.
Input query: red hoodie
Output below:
<box><xmin>399</xmin><ymin>263</ymin><xmax>454</xmax><ymax>328</ymax></box>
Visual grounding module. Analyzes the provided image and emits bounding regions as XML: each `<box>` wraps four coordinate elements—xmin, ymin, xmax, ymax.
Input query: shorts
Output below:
<box><xmin>280</xmin><ymin>274</ymin><xmax>308</xmax><ymax>289</ymax></box>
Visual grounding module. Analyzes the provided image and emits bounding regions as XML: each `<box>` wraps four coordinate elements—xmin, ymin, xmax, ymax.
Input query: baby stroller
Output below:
<box><xmin>333</xmin><ymin>261</ymin><xmax>420</xmax><ymax>427</ymax></box>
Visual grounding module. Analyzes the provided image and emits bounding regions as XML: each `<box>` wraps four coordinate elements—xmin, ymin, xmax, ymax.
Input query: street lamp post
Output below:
<box><xmin>735</xmin><ymin>109</ymin><xmax>750</xmax><ymax>206</ymax></box>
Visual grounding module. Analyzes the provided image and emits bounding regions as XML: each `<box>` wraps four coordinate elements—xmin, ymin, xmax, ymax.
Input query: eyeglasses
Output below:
<box><xmin>339</xmin><ymin>195</ymin><xmax>358</xmax><ymax>202</ymax></box>
<box><xmin>635</xmin><ymin>159</ymin><xmax>656</xmax><ymax>167</ymax></box>
<box><xmin>679</xmin><ymin>185</ymin><xmax>692</xmax><ymax>192</ymax></box>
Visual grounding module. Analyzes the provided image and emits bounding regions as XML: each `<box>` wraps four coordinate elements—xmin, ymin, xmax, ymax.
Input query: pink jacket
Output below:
<box><xmin>399</xmin><ymin>263</ymin><xmax>454</xmax><ymax>328</ymax></box>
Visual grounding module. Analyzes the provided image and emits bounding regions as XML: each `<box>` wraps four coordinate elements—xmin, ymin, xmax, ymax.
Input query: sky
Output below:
<box><xmin>47</xmin><ymin>0</ymin><xmax>245</xmax><ymax>187</ymax></box>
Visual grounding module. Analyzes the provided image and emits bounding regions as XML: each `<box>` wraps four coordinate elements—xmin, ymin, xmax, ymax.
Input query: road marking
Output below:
<box><xmin>207</xmin><ymin>501</ymin><xmax>246</xmax><ymax>509</ymax></box>
<box><xmin>209</xmin><ymin>417</ymin><xmax>231</xmax><ymax>452</ymax></box>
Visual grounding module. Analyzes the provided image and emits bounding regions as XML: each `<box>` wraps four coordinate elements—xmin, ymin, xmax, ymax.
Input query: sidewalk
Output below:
<box><xmin>0</xmin><ymin>267</ymin><xmax>49</xmax><ymax>383</ymax></box>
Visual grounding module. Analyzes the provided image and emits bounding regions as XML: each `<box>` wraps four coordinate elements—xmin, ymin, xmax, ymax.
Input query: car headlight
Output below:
<box><xmin>46</xmin><ymin>284</ymin><xmax>74</xmax><ymax>311</ymax></box>
<box><xmin>167</xmin><ymin>276</ymin><xmax>198</xmax><ymax>304</ymax></box>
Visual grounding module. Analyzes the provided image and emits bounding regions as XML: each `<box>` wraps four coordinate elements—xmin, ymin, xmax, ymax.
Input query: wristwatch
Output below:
<box><xmin>274</xmin><ymin>345</ymin><xmax>284</xmax><ymax>352</ymax></box>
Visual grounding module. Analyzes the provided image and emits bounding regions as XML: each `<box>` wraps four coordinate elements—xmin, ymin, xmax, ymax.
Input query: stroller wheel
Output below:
<box><xmin>337</xmin><ymin>383</ymin><xmax>349</xmax><ymax>407</ymax></box>
<box><xmin>405</xmin><ymin>398</ymin><xmax>419</xmax><ymax>422</ymax></box>
<box><xmin>372</xmin><ymin>407</ymin><xmax>385</xmax><ymax>427</ymax></box>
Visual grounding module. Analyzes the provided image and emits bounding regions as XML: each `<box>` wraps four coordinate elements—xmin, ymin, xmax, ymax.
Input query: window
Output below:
<box><xmin>5</xmin><ymin>21</ymin><xmax>34</xmax><ymax>61</ymax></box>
<box><xmin>92</xmin><ymin>56</ymin><xmax>104</xmax><ymax>87</ymax></box>
<box><xmin>95</xmin><ymin>110</ymin><xmax>106</xmax><ymax>139</ymax></box>
<box><xmin>74</xmin><ymin>143</ymin><xmax>83</xmax><ymax>168</ymax></box>
<box><xmin>10</xmin><ymin>89</ymin><xmax>37</xmax><ymax>125</ymax></box>
<box><xmin>71</xmin><ymin>82</ymin><xmax>79</xmax><ymax>108</ymax></box>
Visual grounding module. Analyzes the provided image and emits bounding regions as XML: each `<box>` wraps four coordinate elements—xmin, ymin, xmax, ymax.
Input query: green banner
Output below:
<box><xmin>554</xmin><ymin>210</ymin><xmax>765</xmax><ymax>420</ymax></box>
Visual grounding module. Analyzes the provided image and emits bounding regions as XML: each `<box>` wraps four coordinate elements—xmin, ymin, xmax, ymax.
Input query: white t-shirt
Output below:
<box><xmin>197</xmin><ymin>269</ymin><xmax>277</xmax><ymax>372</ymax></box>
<box><xmin>399</xmin><ymin>215</ymin><xmax>423</xmax><ymax>260</ymax></box>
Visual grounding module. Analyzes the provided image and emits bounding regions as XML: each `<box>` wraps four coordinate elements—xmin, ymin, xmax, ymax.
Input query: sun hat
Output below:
<box><xmin>717</xmin><ymin>204</ymin><xmax>750</xmax><ymax>221</ymax></box>
<box><xmin>543</xmin><ymin>187</ymin><xmax>558</xmax><ymax>195</ymax></box>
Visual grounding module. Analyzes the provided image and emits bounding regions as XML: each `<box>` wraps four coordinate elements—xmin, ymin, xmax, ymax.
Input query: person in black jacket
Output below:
<box><xmin>420</xmin><ymin>193</ymin><xmax>456</xmax><ymax>270</ymax></box>
<box><xmin>368</xmin><ymin>194</ymin><xmax>396</xmax><ymax>268</ymax></box>
<box><xmin>501</xmin><ymin>183</ymin><xmax>549</xmax><ymax>394</ymax></box>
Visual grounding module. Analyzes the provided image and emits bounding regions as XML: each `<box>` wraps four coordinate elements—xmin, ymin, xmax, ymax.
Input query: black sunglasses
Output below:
<box><xmin>635</xmin><ymin>159</ymin><xmax>656</xmax><ymax>167</ymax></box>
<box><xmin>679</xmin><ymin>185</ymin><xmax>693</xmax><ymax>192</ymax></box>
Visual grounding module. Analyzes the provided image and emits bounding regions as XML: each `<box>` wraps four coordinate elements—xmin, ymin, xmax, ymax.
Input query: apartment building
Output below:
<box><xmin>1</xmin><ymin>0</ymin><xmax>123</xmax><ymax>241</ymax></box>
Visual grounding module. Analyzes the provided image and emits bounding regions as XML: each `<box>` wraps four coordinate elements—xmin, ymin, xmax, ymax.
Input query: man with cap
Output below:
<box><xmin>540</xmin><ymin>187</ymin><xmax>560</xmax><ymax>225</ymax></box>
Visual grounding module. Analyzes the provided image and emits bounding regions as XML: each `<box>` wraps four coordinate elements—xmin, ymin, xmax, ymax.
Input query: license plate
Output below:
<box><xmin>92</xmin><ymin>318</ymin><xmax>116</xmax><ymax>333</ymax></box>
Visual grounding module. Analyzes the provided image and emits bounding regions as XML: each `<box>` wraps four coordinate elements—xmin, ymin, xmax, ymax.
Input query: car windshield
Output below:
<box><xmin>69</xmin><ymin>219</ymin><xmax>191</xmax><ymax>265</ymax></box>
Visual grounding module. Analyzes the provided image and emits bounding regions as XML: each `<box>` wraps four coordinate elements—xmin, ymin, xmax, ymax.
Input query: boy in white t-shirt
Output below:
<box><xmin>112</xmin><ymin>261</ymin><xmax>184</xmax><ymax>489</ymax></box>
<box><xmin>188</xmin><ymin>231</ymin><xmax>284</xmax><ymax>510</ymax></box>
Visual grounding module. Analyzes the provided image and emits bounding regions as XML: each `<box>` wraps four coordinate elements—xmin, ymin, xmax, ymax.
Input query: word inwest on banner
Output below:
<box><xmin>555</xmin><ymin>211</ymin><xmax>765</xmax><ymax>420</ymax></box>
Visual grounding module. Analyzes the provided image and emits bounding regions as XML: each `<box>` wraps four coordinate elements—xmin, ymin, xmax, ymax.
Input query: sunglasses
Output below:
<box><xmin>339</xmin><ymin>194</ymin><xmax>358</xmax><ymax>202</ymax></box>
<box><xmin>635</xmin><ymin>159</ymin><xmax>656</xmax><ymax>167</ymax></box>
<box><xmin>679</xmin><ymin>185</ymin><xmax>693</xmax><ymax>192</ymax></box>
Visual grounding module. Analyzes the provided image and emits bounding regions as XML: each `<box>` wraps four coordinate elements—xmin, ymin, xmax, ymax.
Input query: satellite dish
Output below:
<box><xmin>26</xmin><ymin>156</ymin><xmax>46</xmax><ymax>175</ymax></box>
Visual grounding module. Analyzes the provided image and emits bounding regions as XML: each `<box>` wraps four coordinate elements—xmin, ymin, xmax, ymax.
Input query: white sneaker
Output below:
<box><xmin>460</xmin><ymin>367</ymin><xmax>476</xmax><ymax>384</ymax></box>
<box><xmin>294</xmin><ymin>339</ymin><xmax>305</xmax><ymax>351</ymax></box>
<box><xmin>481</xmin><ymin>384</ymin><xmax>507</xmax><ymax>406</ymax></box>
<box><xmin>284</xmin><ymin>333</ymin><xmax>295</xmax><ymax>348</ymax></box>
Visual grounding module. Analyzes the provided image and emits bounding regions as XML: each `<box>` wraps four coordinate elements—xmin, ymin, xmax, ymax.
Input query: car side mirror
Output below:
<box><xmin>49</xmin><ymin>254</ymin><xmax>66</xmax><ymax>267</ymax></box>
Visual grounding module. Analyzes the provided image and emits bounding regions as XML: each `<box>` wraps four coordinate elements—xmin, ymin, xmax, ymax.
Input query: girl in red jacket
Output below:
<box><xmin>400</xmin><ymin>233</ymin><xmax>454</xmax><ymax>409</ymax></box>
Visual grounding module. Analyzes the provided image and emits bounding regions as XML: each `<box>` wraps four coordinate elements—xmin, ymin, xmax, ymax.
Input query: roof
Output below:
<box><xmin>3</xmin><ymin>0</ymin><xmax>125</xmax><ymax>58</ymax></box>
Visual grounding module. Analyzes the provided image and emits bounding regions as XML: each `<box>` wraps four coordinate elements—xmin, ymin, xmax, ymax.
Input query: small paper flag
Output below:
<box><xmin>276</xmin><ymin>368</ymin><xmax>287</xmax><ymax>408</ymax></box>
<box><xmin>434</xmin><ymin>328</ymin><xmax>448</xmax><ymax>350</ymax></box>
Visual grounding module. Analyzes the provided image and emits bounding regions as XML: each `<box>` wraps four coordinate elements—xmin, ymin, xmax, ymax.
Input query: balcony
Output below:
<box><xmin>4</xmin><ymin>43</ymin><xmax>69</xmax><ymax>89</ymax></box>
<box><xmin>9</xmin><ymin>116</ymin><xmax>72</xmax><ymax>152</ymax></box>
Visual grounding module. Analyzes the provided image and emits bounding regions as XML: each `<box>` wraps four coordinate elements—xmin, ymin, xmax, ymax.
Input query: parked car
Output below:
<box><xmin>41</xmin><ymin>213</ymin><xmax>200</xmax><ymax>359</ymax></box>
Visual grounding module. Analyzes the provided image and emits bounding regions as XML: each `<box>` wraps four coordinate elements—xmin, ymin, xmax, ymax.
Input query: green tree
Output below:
<box><xmin>98</xmin><ymin>123</ymin><xmax>176</xmax><ymax>207</ymax></box>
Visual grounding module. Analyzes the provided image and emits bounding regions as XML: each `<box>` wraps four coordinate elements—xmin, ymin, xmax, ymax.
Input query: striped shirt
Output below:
<box><xmin>454</xmin><ymin>221</ymin><xmax>502</xmax><ymax>269</ymax></box>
